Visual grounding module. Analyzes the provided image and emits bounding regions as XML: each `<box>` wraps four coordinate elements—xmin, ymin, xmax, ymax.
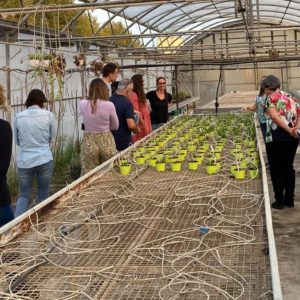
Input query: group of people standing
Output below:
<box><xmin>243</xmin><ymin>75</ymin><xmax>300</xmax><ymax>209</ymax></box>
<box><xmin>1</xmin><ymin>71</ymin><xmax>299</xmax><ymax>229</ymax></box>
<box><xmin>80</xmin><ymin>63</ymin><xmax>172</xmax><ymax>174</ymax></box>
<box><xmin>0</xmin><ymin>63</ymin><xmax>173</xmax><ymax>226</ymax></box>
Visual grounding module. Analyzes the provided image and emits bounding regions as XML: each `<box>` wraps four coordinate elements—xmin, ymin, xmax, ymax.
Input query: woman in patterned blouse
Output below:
<box><xmin>262</xmin><ymin>75</ymin><xmax>300</xmax><ymax>209</ymax></box>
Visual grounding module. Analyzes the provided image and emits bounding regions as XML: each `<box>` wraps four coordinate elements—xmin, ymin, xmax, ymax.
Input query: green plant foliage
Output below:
<box><xmin>28</xmin><ymin>53</ymin><xmax>53</xmax><ymax>60</ymax></box>
<box><xmin>173</xmin><ymin>90</ymin><xmax>191</xmax><ymax>100</ymax></box>
<box><xmin>53</xmin><ymin>137</ymin><xmax>81</xmax><ymax>182</ymax></box>
<box><xmin>7</xmin><ymin>137</ymin><xmax>81</xmax><ymax>200</ymax></box>
<box><xmin>7</xmin><ymin>165</ymin><xmax>19</xmax><ymax>197</ymax></box>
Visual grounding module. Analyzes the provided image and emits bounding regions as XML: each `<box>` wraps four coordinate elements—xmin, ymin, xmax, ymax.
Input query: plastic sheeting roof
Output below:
<box><xmin>90</xmin><ymin>0</ymin><xmax>300</xmax><ymax>34</ymax></box>
<box><xmin>75</xmin><ymin>0</ymin><xmax>300</xmax><ymax>50</ymax></box>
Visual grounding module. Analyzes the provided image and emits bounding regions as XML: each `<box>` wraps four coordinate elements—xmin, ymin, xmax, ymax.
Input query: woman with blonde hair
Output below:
<box><xmin>80</xmin><ymin>78</ymin><xmax>119</xmax><ymax>175</ymax></box>
<box><xmin>129</xmin><ymin>74</ymin><xmax>152</xmax><ymax>142</ymax></box>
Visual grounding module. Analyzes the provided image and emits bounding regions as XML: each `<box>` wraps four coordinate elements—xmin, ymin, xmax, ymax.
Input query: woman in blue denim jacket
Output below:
<box><xmin>14</xmin><ymin>89</ymin><xmax>56</xmax><ymax>217</ymax></box>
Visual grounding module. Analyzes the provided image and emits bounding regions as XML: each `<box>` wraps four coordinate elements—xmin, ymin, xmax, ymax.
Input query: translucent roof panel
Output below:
<box><xmin>96</xmin><ymin>0</ymin><xmax>300</xmax><ymax>31</ymax></box>
<box><xmin>76</xmin><ymin>0</ymin><xmax>300</xmax><ymax>47</ymax></box>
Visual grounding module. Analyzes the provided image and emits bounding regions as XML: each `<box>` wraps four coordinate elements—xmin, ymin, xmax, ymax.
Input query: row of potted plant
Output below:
<box><xmin>116</xmin><ymin>114</ymin><xmax>259</xmax><ymax>179</ymax></box>
<box><xmin>28</xmin><ymin>52</ymin><xmax>106</xmax><ymax>76</ymax></box>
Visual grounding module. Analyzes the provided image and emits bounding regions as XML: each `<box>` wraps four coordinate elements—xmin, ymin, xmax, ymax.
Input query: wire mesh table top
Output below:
<box><xmin>0</xmin><ymin>114</ymin><xmax>273</xmax><ymax>300</ymax></box>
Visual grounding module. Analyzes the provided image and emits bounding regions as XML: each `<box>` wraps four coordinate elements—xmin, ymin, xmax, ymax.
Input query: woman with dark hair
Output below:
<box><xmin>14</xmin><ymin>89</ymin><xmax>56</xmax><ymax>217</ymax></box>
<box><xmin>146</xmin><ymin>76</ymin><xmax>172</xmax><ymax>130</ymax></box>
<box><xmin>80</xmin><ymin>78</ymin><xmax>119</xmax><ymax>174</ymax></box>
<box><xmin>129</xmin><ymin>74</ymin><xmax>152</xmax><ymax>142</ymax></box>
<box><xmin>0</xmin><ymin>118</ymin><xmax>14</xmax><ymax>226</ymax></box>
<box><xmin>261</xmin><ymin>75</ymin><xmax>300</xmax><ymax>209</ymax></box>
<box><xmin>242</xmin><ymin>76</ymin><xmax>267</xmax><ymax>140</ymax></box>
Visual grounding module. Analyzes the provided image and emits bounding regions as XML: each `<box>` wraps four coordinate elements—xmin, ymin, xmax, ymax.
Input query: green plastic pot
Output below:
<box><xmin>206</xmin><ymin>164</ymin><xmax>218</xmax><ymax>175</ymax></box>
<box><xmin>148</xmin><ymin>158</ymin><xmax>157</xmax><ymax>167</ymax></box>
<box><xmin>179</xmin><ymin>154</ymin><xmax>186</xmax><ymax>162</ymax></box>
<box><xmin>180</xmin><ymin>149</ymin><xmax>188</xmax><ymax>155</ymax></box>
<box><xmin>165</xmin><ymin>155</ymin><xmax>172</xmax><ymax>163</ymax></box>
<box><xmin>136</xmin><ymin>156</ymin><xmax>146</xmax><ymax>165</ymax></box>
<box><xmin>156</xmin><ymin>154</ymin><xmax>164</xmax><ymax>161</ymax></box>
<box><xmin>188</xmin><ymin>161</ymin><xmax>199</xmax><ymax>171</ymax></box>
<box><xmin>188</xmin><ymin>145</ymin><xmax>196</xmax><ymax>152</ymax></box>
<box><xmin>194</xmin><ymin>156</ymin><xmax>203</xmax><ymax>165</ymax></box>
<box><xmin>249</xmin><ymin>169</ymin><xmax>259</xmax><ymax>179</ymax></box>
<box><xmin>119</xmin><ymin>164</ymin><xmax>131</xmax><ymax>175</ymax></box>
<box><xmin>230</xmin><ymin>165</ymin><xmax>237</xmax><ymax>175</ymax></box>
<box><xmin>197</xmin><ymin>149</ymin><xmax>206</xmax><ymax>154</ymax></box>
<box><xmin>156</xmin><ymin>162</ymin><xmax>166</xmax><ymax>172</ymax></box>
<box><xmin>143</xmin><ymin>153</ymin><xmax>151</xmax><ymax>160</ymax></box>
<box><xmin>235</xmin><ymin>169</ymin><xmax>246</xmax><ymax>180</ymax></box>
<box><xmin>171</xmin><ymin>162</ymin><xmax>182</xmax><ymax>172</ymax></box>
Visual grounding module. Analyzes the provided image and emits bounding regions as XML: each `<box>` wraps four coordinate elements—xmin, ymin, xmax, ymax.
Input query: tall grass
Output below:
<box><xmin>7</xmin><ymin>137</ymin><xmax>81</xmax><ymax>198</ymax></box>
<box><xmin>53</xmin><ymin>136</ymin><xmax>81</xmax><ymax>182</ymax></box>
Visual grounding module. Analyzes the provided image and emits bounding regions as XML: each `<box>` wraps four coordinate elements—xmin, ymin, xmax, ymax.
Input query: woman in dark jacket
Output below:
<box><xmin>0</xmin><ymin>118</ymin><xmax>14</xmax><ymax>226</ymax></box>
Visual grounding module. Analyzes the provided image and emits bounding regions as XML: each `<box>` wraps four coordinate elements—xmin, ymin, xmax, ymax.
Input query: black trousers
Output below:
<box><xmin>266</xmin><ymin>139</ymin><xmax>298</xmax><ymax>204</ymax></box>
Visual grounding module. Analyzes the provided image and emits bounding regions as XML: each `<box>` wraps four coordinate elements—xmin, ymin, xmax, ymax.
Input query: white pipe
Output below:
<box><xmin>255</xmin><ymin>116</ymin><xmax>283</xmax><ymax>300</ymax></box>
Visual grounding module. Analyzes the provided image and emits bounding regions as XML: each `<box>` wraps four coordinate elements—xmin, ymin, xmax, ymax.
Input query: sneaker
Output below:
<box><xmin>284</xmin><ymin>202</ymin><xmax>294</xmax><ymax>208</ymax></box>
<box><xmin>271</xmin><ymin>202</ymin><xmax>284</xmax><ymax>210</ymax></box>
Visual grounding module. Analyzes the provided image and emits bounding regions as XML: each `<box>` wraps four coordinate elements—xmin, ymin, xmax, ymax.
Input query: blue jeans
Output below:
<box><xmin>15</xmin><ymin>160</ymin><xmax>53</xmax><ymax>217</ymax></box>
<box><xmin>0</xmin><ymin>204</ymin><xmax>14</xmax><ymax>227</ymax></box>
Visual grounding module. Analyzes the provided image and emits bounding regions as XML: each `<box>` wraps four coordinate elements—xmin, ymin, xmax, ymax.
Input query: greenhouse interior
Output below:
<box><xmin>0</xmin><ymin>1</ymin><xmax>300</xmax><ymax>299</ymax></box>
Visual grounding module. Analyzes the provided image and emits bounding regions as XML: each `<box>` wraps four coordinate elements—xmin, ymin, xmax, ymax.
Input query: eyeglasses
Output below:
<box><xmin>158</xmin><ymin>82</ymin><xmax>166</xmax><ymax>84</ymax></box>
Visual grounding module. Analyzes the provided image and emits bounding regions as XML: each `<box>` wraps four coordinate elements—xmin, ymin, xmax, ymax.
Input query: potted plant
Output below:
<box><xmin>119</xmin><ymin>160</ymin><xmax>131</xmax><ymax>175</ymax></box>
<box><xmin>248</xmin><ymin>164</ymin><xmax>259</xmax><ymax>179</ymax></box>
<box><xmin>29</xmin><ymin>53</ymin><xmax>53</xmax><ymax>68</ymax></box>
<box><xmin>148</xmin><ymin>157</ymin><xmax>157</xmax><ymax>167</ymax></box>
<box><xmin>135</xmin><ymin>155</ymin><xmax>146</xmax><ymax>165</ymax></box>
<box><xmin>156</xmin><ymin>158</ymin><xmax>166</xmax><ymax>172</ymax></box>
<box><xmin>234</xmin><ymin>167</ymin><xmax>246</xmax><ymax>180</ymax></box>
<box><xmin>171</xmin><ymin>160</ymin><xmax>182</xmax><ymax>172</ymax></box>
<box><xmin>188</xmin><ymin>155</ymin><xmax>199</xmax><ymax>171</ymax></box>
<box><xmin>73</xmin><ymin>52</ymin><xmax>86</xmax><ymax>67</ymax></box>
<box><xmin>206</xmin><ymin>161</ymin><xmax>218</xmax><ymax>175</ymax></box>
<box><xmin>90</xmin><ymin>60</ymin><xmax>104</xmax><ymax>76</ymax></box>
<box><xmin>50</xmin><ymin>53</ymin><xmax>66</xmax><ymax>76</ymax></box>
